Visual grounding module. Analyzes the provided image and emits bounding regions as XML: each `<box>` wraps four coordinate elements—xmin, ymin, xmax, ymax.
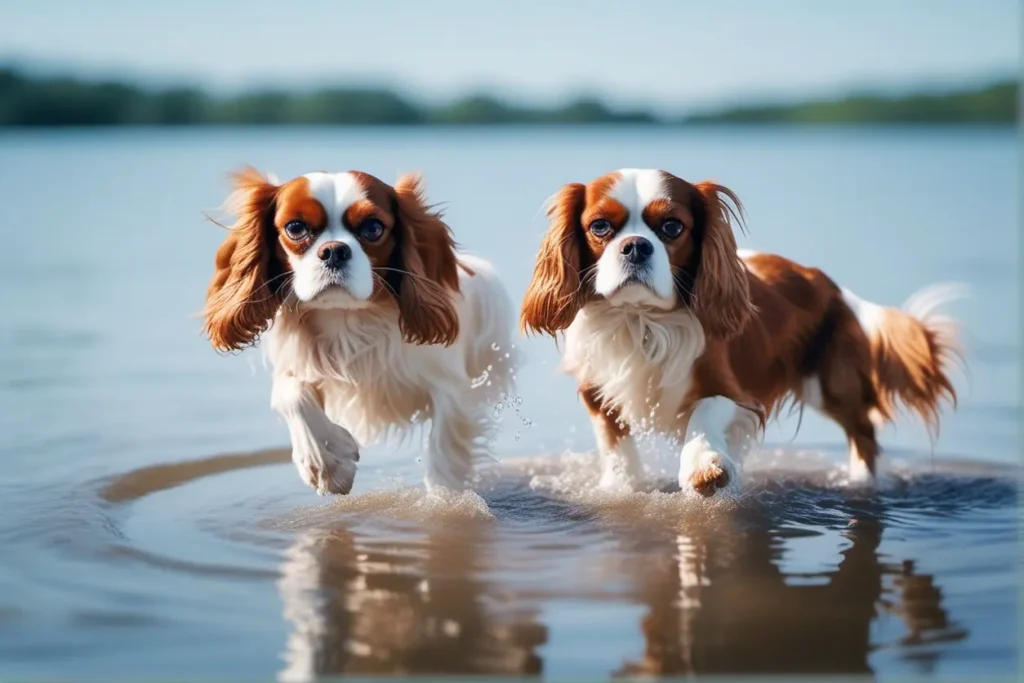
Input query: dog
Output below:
<box><xmin>520</xmin><ymin>168</ymin><xmax>962</xmax><ymax>496</ymax></box>
<box><xmin>202</xmin><ymin>168</ymin><xmax>517</xmax><ymax>495</ymax></box>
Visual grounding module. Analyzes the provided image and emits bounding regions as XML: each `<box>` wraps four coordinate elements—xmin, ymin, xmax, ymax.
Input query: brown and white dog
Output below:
<box><xmin>521</xmin><ymin>168</ymin><xmax>962</xmax><ymax>497</ymax></box>
<box><xmin>203</xmin><ymin>168</ymin><xmax>517</xmax><ymax>495</ymax></box>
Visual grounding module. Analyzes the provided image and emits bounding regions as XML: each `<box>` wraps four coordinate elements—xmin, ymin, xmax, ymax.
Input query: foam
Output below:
<box><xmin>273</xmin><ymin>484</ymin><xmax>495</xmax><ymax>531</ymax></box>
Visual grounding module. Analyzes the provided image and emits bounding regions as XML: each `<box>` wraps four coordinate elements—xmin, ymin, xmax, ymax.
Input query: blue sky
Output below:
<box><xmin>0</xmin><ymin>0</ymin><xmax>1017</xmax><ymax>111</ymax></box>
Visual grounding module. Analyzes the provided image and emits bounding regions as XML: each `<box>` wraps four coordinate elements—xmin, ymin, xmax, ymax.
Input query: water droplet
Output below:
<box><xmin>514</xmin><ymin>397</ymin><xmax>523</xmax><ymax>406</ymax></box>
<box><xmin>491</xmin><ymin>342</ymin><xmax>501</xmax><ymax>351</ymax></box>
<box><xmin>504</xmin><ymin>352</ymin><xmax>510</xmax><ymax>359</ymax></box>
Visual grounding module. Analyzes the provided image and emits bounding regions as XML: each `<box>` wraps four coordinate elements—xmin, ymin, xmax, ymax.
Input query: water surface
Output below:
<box><xmin>0</xmin><ymin>127</ymin><xmax>1017</xmax><ymax>679</ymax></box>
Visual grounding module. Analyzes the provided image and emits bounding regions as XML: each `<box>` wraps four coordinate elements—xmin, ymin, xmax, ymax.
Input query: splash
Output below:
<box><xmin>492</xmin><ymin>393</ymin><xmax>534</xmax><ymax>442</ymax></box>
<box><xmin>279</xmin><ymin>485</ymin><xmax>496</xmax><ymax>528</ymax></box>
<box><xmin>470</xmin><ymin>364</ymin><xmax>493</xmax><ymax>389</ymax></box>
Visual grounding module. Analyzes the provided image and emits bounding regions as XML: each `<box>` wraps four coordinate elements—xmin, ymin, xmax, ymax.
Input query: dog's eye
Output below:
<box><xmin>284</xmin><ymin>220</ymin><xmax>309</xmax><ymax>241</ymax></box>
<box><xmin>358</xmin><ymin>218</ymin><xmax>385</xmax><ymax>243</ymax></box>
<box><xmin>659</xmin><ymin>219</ymin><xmax>684</xmax><ymax>239</ymax></box>
<box><xmin>589</xmin><ymin>219</ymin><xmax>613</xmax><ymax>237</ymax></box>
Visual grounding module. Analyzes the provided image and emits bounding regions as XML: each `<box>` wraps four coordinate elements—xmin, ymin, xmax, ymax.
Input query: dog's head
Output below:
<box><xmin>203</xmin><ymin>168</ymin><xmax>460</xmax><ymax>351</ymax></box>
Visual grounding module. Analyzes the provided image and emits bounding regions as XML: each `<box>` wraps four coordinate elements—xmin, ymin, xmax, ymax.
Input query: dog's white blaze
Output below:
<box><xmin>595</xmin><ymin>169</ymin><xmax>676</xmax><ymax>307</ymax></box>
<box><xmin>289</xmin><ymin>172</ymin><xmax>374</xmax><ymax>305</ymax></box>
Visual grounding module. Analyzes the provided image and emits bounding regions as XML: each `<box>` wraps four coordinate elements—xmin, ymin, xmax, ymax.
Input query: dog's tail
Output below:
<box><xmin>841</xmin><ymin>283</ymin><xmax>966</xmax><ymax>438</ymax></box>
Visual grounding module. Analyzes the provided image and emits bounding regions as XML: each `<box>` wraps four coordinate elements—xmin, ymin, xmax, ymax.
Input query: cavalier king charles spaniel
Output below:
<box><xmin>521</xmin><ymin>168</ymin><xmax>962</xmax><ymax>497</ymax></box>
<box><xmin>203</xmin><ymin>168</ymin><xmax>516</xmax><ymax>495</ymax></box>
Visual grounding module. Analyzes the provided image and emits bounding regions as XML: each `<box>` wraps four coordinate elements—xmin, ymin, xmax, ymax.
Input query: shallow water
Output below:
<box><xmin>0</xmin><ymin>127</ymin><xmax>1018</xmax><ymax>678</ymax></box>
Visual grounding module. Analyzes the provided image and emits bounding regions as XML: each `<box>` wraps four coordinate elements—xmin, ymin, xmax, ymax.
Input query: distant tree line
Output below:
<box><xmin>685</xmin><ymin>80</ymin><xmax>1018</xmax><ymax>125</ymax></box>
<box><xmin>0</xmin><ymin>66</ymin><xmax>1016</xmax><ymax>127</ymax></box>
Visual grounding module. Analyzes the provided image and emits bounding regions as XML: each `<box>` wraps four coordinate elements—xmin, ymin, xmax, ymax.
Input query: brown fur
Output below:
<box><xmin>520</xmin><ymin>170</ymin><xmax>961</xmax><ymax>475</ymax></box>
<box><xmin>202</xmin><ymin>168</ymin><xmax>462</xmax><ymax>352</ymax></box>
<box><xmin>869</xmin><ymin>307</ymin><xmax>960</xmax><ymax>439</ymax></box>
<box><xmin>580</xmin><ymin>384</ymin><xmax>629</xmax><ymax>447</ymax></box>
<box><xmin>520</xmin><ymin>183</ymin><xmax>588</xmax><ymax>334</ymax></box>
<box><xmin>687</xmin><ymin>182</ymin><xmax>754</xmax><ymax>339</ymax></box>
<box><xmin>202</xmin><ymin>167</ymin><xmax>283</xmax><ymax>352</ymax></box>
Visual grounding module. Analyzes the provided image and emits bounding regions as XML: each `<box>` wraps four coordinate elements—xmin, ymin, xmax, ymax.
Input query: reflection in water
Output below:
<box><xmin>879</xmin><ymin>561</ymin><xmax>968</xmax><ymax>672</ymax></box>
<box><xmin>89</xmin><ymin>452</ymin><xmax>1010</xmax><ymax>678</ymax></box>
<box><xmin>614</xmin><ymin>501</ymin><xmax>966</xmax><ymax>676</ymax></box>
<box><xmin>276</xmin><ymin>519</ymin><xmax>547</xmax><ymax>680</ymax></box>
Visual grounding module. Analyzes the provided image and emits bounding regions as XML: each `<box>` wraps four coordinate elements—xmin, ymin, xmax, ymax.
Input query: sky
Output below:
<box><xmin>0</xmin><ymin>0</ymin><xmax>1018</xmax><ymax>112</ymax></box>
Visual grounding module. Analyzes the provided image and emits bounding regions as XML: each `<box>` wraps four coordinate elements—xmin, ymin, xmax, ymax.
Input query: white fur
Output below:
<box><xmin>267</xmin><ymin>253</ymin><xmax>518</xmax><ymax>494</ymax></box>
<box><xmin>677</xmin><ymin>396</ymin><xmax>760</xmax><ymax>496</ymax></box>
<box><xmin>271</xmin><ymin>373</ymin><xmax>360</xmax><ymax>495</ymax></box>
<box><xmin>562</xmin><ymin>299</ymin><xmax>706</xmax><ymax>489</ymax></box>
<box><xmin>800</xmin><ymin>375</ymin><xmax>824</xmax><ymax>411</ymax></box>
<box><xmin>595</xmin><ymin>169</ymin><xmax>676</xmax><ymax>308</ymax></box>
<box><xmin>289</xmin><ymin>172</ymin><xmax>375</xmax><ymax>306</ymax></box>
<box><xmin>840</xmin><ymin>286</ymin><xmax>886</xmax><ymax>338</ymax></box>
<box><xmin>592</xmin><ymin>413</ymin><xmax>644</xmax><ymax>491</ymax></box>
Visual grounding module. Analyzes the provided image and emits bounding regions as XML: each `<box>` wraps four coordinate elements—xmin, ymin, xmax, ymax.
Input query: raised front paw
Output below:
<box><xmin>293</xmin><ymin>423</ymin><xmax>360</xmax><ymax>495</ymax></box>
<box><xmin>688</xmin><ymin>456</ymin><xmax>731</xmax><ymax>497</ymax></box>
<box><xmin>679</xmin><ymin>442</ymin><xmax>739</xmax><ymax>498</ymax></box>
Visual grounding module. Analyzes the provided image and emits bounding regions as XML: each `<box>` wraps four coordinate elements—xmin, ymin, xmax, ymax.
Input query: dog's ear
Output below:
<box><xmin>520</xmin><ymin>183</ymin><xmax>587</xmax><ymax>335</ymax></box>
<box><xmin>389</xmin><ymin>173</ymin><xmax>461</xmax><ymax>346</ymax></box>
<box><xmin>203</xmin><ymin>167</ymin><xmax>283</xmax><ymax>351</ymax></box>
<box><xmin>690</xmin><ymin>182</ymin><xmax>752</xmax><ymax>339</ymax></box>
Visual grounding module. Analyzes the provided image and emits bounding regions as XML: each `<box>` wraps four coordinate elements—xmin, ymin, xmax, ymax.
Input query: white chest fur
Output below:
<box><xmin>561</xmin><ymin>302</ymin><xmax>706</xmax><ymax>434</ymax></box>
<box><xmin>265</xmin><ymin>307</ymin><xmax>434</xmax><ymax>443</ymax></box>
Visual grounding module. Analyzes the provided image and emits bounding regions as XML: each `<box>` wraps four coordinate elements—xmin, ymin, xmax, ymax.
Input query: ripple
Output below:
<box><xmin>4</xmin><ymin>443</ymin><xmax>1015</xmax><ymax>679</ymax></box>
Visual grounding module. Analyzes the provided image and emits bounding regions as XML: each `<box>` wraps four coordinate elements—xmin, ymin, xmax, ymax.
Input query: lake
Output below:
<box><xmin>0</xmin><ymin>126</ymin><xmax>1017</xmax><ymax>679</ymax></box>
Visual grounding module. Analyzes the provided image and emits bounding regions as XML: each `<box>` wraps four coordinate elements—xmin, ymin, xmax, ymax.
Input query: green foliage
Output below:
<box><xmin>686</xmin><ymin>81</ymin><xmax>1018</xmax><ymax>124</ymax></box>
<box><xmin>0</xmin><ymin>66</ymin><xmax>1016</xmax><ymax>127</ymax></box>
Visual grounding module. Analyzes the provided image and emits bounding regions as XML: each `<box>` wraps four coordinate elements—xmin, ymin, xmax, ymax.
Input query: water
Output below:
<box><xmin>0</xmin><ymin>126</ymin><xmax>1017</xmax><ymax>679</ymax></box>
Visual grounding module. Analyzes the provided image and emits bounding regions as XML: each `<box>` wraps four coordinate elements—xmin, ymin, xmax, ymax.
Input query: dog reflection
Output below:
<box><xmin>276</xmin><ymin>522</ymin><xmax>546</xmax><ymax>680</ymax></box>
<box><xmin>616</xmin><ymin>512</ymin><xmax>964</xmax><ymax>676</ymax></box>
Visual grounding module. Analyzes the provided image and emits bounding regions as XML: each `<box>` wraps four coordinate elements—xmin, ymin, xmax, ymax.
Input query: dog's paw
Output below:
<box><xmin>688</xmin><ymin>456</ymin><xmax>731</xmax><ymax>497</ymax></box>
<box><xmin>293</xmin><ymin>424</ymin><xmax>361</xmax><ymax>495</ymax></box>
<box><xmin>679</xmin><ymin>443</ymin><xmax>739</xmax><ymax>499</ymax></box>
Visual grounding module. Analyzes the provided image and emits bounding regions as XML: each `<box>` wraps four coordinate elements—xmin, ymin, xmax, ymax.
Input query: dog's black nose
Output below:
<box><xmin>620</xmin><ymin>236</ymin><xmax>654</xmax><ymax>265</ymax></box>
<box><xmin>317</xmin><ymin>241</ymin><xmax>352</xmax><ymax>269</ymax></box>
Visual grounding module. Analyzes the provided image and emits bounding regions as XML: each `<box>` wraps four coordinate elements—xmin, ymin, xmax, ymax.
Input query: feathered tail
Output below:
<box><xmin>841</xmin><ymin>283</ymin><xmax>967</xmax><ymax>438</ymax></box>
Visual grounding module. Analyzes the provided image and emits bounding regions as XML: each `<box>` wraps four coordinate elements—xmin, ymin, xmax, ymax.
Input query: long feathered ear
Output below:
<box><xmin>390</xmin><ymin>173</ymin><xmax>461</xmax><ymax>346</ymax></box>
<box><xmin>520</xmin><ymin>183</ymin><xmax>587</xmax><ymax>335</ymax></box>
<box><xmin>202</xmin><ymin>167</ymin><xmax>282</xmax><ymax>352</ymax></box>
<box><xmin>692</xmin><ymin>182</ymin><xmax>753</xmax><ymax>339</ymax></box>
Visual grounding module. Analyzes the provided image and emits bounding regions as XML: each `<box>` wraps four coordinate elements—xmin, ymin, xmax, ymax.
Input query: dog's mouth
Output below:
<box><xmin>305</xmin><ymin>273</ymin><xmax>371</xmax><ymax>309</ymax></box>
<box><xmin>610</xmin><ymin>269</ymin><xmax>656</xmax><ymax>296</ymax></box>
<box><xmin>605</xmin><ymin>270</ymin><xmax>675</xmax><ymax>310</ymax></box>
<box><xmin>620</xmin><ymin>271</ymin><xmax>650</xmax><ymax>287</ymax></box>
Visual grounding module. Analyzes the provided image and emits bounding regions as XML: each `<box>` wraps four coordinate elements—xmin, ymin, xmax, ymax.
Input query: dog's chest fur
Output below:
<box><xmin>561</xmin><ymin>302</ymin><xmax>706</xmax><ymax>433</ymax></box>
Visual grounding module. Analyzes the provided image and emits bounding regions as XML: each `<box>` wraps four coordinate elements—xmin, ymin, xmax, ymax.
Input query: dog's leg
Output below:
<box><xmin>677</xmin><ymin>396</ymin><xmax>759</xmax><ymax>497</ymax></box>
<box><xmin>580</xmin><ymin>385</ymin><xmax>643</xmax><ymax>491</ymax></box>
<box><xmin>271</xmin><ymin>373</ymin><xmax>360</xmax><ymax>495</ymax></box>
<box><xmin>423</xmin><ymin>392</ymin><xmax>479</xmax><ymax>493</ymax></box>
